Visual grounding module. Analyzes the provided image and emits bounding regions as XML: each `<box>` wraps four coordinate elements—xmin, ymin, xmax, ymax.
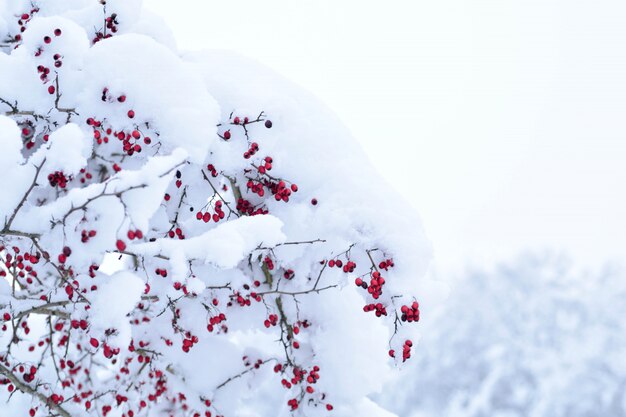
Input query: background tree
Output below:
<box><xmin>380</xmin><ymin>253</ymin><xmax>626</xmax><ymax>417</ymax></box>
<box><xmin>0</xmin><ymin>1</ymin><xmax>433</xmax><ymax>416</ymax></box>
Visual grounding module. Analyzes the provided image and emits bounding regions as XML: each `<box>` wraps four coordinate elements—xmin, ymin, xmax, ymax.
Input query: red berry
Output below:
<box><xmin>116</xmin><ymin>240</ymin><xmax>126</xmax><ymax>252</ymax></box>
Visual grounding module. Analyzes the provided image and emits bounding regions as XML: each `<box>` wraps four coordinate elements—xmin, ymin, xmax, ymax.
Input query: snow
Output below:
<box><xmin>33</xmin><ymin>123</ymin><xmax>91</xmax><ymax>177</ymax></box>
<box><xmin>133</xmin><ymin>214</ymin><xmax>286</xmax><ymax>269</ymax></box>
<box><xmin>89</xmin><ymin>270</ymin><xmax>145</xmax><ymax>347</ymax></box>
<box><xmin>78</xmin><ymin>34</ymin><xmax>220</xmax><ymax>164</ymax></box>
<box><xmin>0</xmin><ymin>115</ymin><xmax>24</xmax><ymax>168</ymax></box>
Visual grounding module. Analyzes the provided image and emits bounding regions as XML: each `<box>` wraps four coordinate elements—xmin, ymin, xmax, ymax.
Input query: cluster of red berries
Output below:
<box><xmin>281</xmin><ymin>365</ymin><xmax>325</xmax><ymax>410</ymax></box>
<box><xmin>329</xmin><ymin>258</ymin><xmax>356</xmax><ymax>273</ymax></box>
<box><xmin>206</xmin><ymin>164</ymin><xmax>219</xmax><ymax>177</ymax></box>
<box><xmin>232</xmin><ymin>292</ymin><xmax>253</xmax><ymax>307</ymax></box>
<box><xmin>366</xmin><ymin>271</ymin><xmax>386</xmax><ymax>299</ymax></box>
<box><xmin>235</xmin><ymin>197</ymin><xmax>268</xmax><ymax>216</ymax></box>
<box><xmin>246</xmin><ymin>291</ymin><xmax>262</xmax><ymax>303</ymax></box>
<box><xmin>114</xmin><ymin>393</ymin><xmax>129</xmax><ymax>406</ymax></box>
<box><xmin>15</xmin><ymin>9</ymin><xmax>39</xmax><ymax>38</ymax></box>
<box><xmin>243</xmin><ymin>142</ymin><xmax>260</xmax><ymax>159</ymax></box>
<box><xmin>52</xmin><ymin>52</ymin><xmax>63</xmax><ymax>68</ymax></box>
<box><xmin>93</xmin><ymin>13</ymin><xmax>118</xmax><ymax>44</ymax></box>
<box><xmin>87</xmin><ymin>118</ymin><xmax>109</xmax><ymax>146</ymax></box>
<box><xmin>256</xmin><ymin>156</ymin><xmax>273</xmax><ymax>174</ymax></box>
<box><xmin>363</xmin><ymin>302</ymin><xmax>388</xmax><ymax>317</ymax></box>
<box><xmin>242</xmin><ymin>356</ymin><xmax>264</xmax><ymax>369</ymax></box>
<box><xmin>119</xmin><ymin>128</ymin><xmax>150</xmax><ymax>155</ymax></box>
<box><xmin>88</xmin><ymin>263</ymin><xmax>99</xmax><ymax>278</ymax></box>
<box><xmin>354</xmin><ymin>277</ymin><xmax>367</xmax><ymax>289</ymax></box>
<box><xmin>287</xmin><ymin>398</ymin><xmax>299</xmax><ymax>411</ymax></box>
<box><xmin>263</xmin><ymin>314</ymin><xmax>279</xmax><ymax>328</ymax></box>
<box><xmin>245</xmin><ymin>179</ymin><xmax>267</xmax><ymax>198</ymax></box>
<box><xmin>206</xmin><ymin>313</ymin><xmax>226</xmax><ymax>332</ymax></box>
<box><xmin>48</xmin><ymin>393</ymin><xmax>65</xmax><ymax>406</ymax></box>
<box><xmin>20</xmin><ymin>365</ymin><xmax>37</xmax><ymax>383</ymax></box>
<box><xmin>69</xmin><ymin>319</ymin><xmax>89</xmax><ymax>331</ymax></box>
<box><xmin>166</xmin><ymin>227</ymin><xmax>186</xmax><ymax>240</ymax></box>
<box><xmin>87</xmin><ymin>99</ymin><xmax>152</xmax><ymax>156</ymax></box>
<box><xmin>103</xmin><ymin>343</ymin><xmax>121</xmax><ymax>359</ymax></box>
<box><xmin>36</xmin><ymin>64</ymin><xmax>51</xmax><ymax>83</ymax></box>
<box><xmin>48</xmin><ymin>171</ymin><xmax>69</xmax><ymax>188</ymax></box>
<box><xmin>378</xmin><ymin>258</ymin><xmax>395</xmax><ymax>270</ymax></box>
<box><xmin>127</xmin><ymin>229</ymin><xmax>144</xmax><ymax>240</ymax></box>
<box><xmin>0</xmin><ymin>248</ymin><xmax>40</xmax><ymax>287</ymax></box>
<box><xmin>402</xmin><ymin>340</ymin><xmax>413</xmax><ymax>362</ymax></box>
<box><xmin>78</xmin><ymin>168</ymin><xmax>93</xmax><ymax>184</ymax></box>
<box><xmin>65</xmin><ymin>284</ymin><xmax>75</xmax><ymax>299</ymax></box>
<box><xmin>181</xmin><ymin>333</ymin><xmax>199</xmax><ymax>353</ymax></box>
<box><xmin>283</xmin><ymin>268</ymin><xmax>295</xmax><ymax>279</ymax></box>
<box><xmin>264</xmin><ymin>256</ymin><xmax>274</xmax><ymax>271</ymax></box>
<box><xmin>400</xmin><ymin>301</ymin><xmax>420</xmax><ymax>323</ymax></box>
<box><xmin>154</xmin><ymin>268</ymin><xmax>168</xmax><ymax>278</ymax></box>
<box><xmin>57</xmin><ymin>245</ymin><xmax>72</xmax><ymax>264</ymax></box>
<box><xmin>34</xmin><ymin>30</ymin><xmax>63</xmax><ymax>93</ymax></box>
<box><xmin>196</xmin><ymin>200</ymin><xmax>225</xmax><ymax>223</ymax></box>
<box><xmin>268</xmin><ymin>179</ymin><xmax>298</xmax><ymax>202</ymax></box>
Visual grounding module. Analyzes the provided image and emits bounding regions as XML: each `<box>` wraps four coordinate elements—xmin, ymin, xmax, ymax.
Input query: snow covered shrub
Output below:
<box><xmin>380</xmin><ymin>253</ymin><xmax>626</xmax><ymax>417</ymax></box>
<box><xmin>0</xmin><ymin>1</ymin><xmax>431</xmax><ymax>416</ymax></box>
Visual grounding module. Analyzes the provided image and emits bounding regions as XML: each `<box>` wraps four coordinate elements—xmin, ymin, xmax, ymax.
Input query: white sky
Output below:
<box><xmin>144</xmin><ymin>0</ymin><xmax>626</xmax><ymax>271</ymax></box>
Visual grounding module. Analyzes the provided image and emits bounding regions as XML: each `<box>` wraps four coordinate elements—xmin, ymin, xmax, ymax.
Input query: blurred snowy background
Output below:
<box><xmin>145</xmin><ymin>1</ymin><xmax>626</xmax><ymax>415</ymax></box>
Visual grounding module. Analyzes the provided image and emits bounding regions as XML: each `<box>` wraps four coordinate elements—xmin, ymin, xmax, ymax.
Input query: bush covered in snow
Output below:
<box><xmin>379</xmin><ymin>253</ymin><xmax>626</xmax><ymax>417</ymax></box>
<box><xmin>0</xmin><ymin>1</ymin><xmax>433</xmax><ymax>416</ymax></box>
